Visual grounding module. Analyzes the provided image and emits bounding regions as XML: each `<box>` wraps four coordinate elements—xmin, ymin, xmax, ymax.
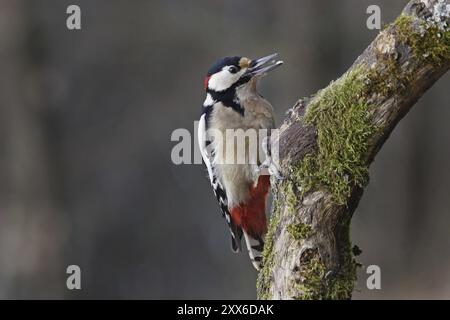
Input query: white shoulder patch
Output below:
<box><xmin>203</xmin><ymin>93</ymin><xmax>215</xmax><ymax>107</ymax></box>
<box><xmin>198</xmin><ymin>114</ymin><xmax>214</xmax><ymax>184</ymax></box>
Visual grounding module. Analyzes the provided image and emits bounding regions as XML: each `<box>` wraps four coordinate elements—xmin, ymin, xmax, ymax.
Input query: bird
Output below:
<box><xmin>198</xmin><ymin>54</ymin><xmax>283</xmax><ymax>270</ymax></box>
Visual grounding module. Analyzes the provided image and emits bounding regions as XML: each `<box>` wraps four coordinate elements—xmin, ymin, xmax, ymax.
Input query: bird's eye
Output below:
<box><xmin>228</xmin><ymin>66</ymin><xmax>238</xmax><ymax>74</ymax></box>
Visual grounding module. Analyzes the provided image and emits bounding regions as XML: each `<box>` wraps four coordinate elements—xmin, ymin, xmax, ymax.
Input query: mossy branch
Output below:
<box><xmin>257</xmin><ymin>0</ymin><xmax>450</xmax><ymax>300</ymax></box>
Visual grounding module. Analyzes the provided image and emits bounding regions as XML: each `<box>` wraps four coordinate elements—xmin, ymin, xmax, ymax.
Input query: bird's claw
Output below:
<box><xmin>268</xmin><ymin>163</ymin><xmax>285</xmax><ymax>181</ymax></box>
<box><xmin>259</xmin><ymin>159</ymin><xmax>284</xmax><ymax>181</ymax></box>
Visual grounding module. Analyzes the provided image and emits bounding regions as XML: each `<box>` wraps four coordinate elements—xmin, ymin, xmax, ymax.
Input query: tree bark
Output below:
<box><xmin>257</xmin><ymin>0</ymin><xmax>450</xmax><ymax>300</ymax></box>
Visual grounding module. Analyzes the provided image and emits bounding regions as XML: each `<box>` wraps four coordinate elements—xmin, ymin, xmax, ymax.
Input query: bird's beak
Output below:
<box><xmin>245</xmin><ymin>53</ymin><xmax>283</xmax><ymax>77</ymax></box>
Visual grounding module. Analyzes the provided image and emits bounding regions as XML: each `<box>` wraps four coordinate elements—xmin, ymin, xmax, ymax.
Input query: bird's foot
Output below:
<box><xmin>259</xmin><ymin>158</ymin><xmax>285</xmax><ymax>181</ymax></box>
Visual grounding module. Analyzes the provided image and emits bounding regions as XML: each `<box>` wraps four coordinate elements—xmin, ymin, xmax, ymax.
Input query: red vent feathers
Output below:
<box><xmin>230</xmin><ymin>175</ymin><xmax>270</xmax><ymax>239</ymax></box>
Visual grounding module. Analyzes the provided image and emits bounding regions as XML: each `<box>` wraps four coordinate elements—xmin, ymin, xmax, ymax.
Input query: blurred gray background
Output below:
<box><xmin>0</xmin><ymin>0</ymin><xmax>449</xmax><ymax>299</ymax></box>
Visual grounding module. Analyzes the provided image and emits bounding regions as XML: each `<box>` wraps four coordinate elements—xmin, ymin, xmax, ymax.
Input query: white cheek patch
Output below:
<box><xmin>208</xmin><ymin>68</ymin><xmax>245</xmax><ymax>92</ymax></box>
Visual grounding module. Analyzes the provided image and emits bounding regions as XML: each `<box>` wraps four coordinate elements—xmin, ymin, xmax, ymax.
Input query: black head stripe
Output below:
<box><xmin>207</xmin><ymin>56</ymin><xmax>241</xmax><ymax>76</ymax></box>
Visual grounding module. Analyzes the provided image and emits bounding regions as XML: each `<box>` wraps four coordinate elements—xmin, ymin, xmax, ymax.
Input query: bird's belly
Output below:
<box><xmin>216</xmin><ymin>163</ymin><xmax>255</xmax><ymax>208</ymax></box>
<box><xmin>208</xmin><ymin>101</ymin><xmax>275</xmax><ymax>207</ymax></box>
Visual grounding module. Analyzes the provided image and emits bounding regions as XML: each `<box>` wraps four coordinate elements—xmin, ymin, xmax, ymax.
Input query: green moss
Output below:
<box><xmin>327</xmin><ymin>221</ymin><xmax>358</xmax><ymax>300</ymax></box>
<box><xmin>294</xmin><ymin>259</ymin><xmax>357</xmax><ymax>300</ymax></box>
<box><xmin>258</xmin><ymin>179</ymin><xmax>303</xmax><ymax>299</ymax></box>
<box><xmin>294</xmin><ymin>66</ymin><xmax>375</xmax><ymax>205</ymax></box>
<box><xmin>287</xmin><ymin>223</ymin><xmax>312</xmax><ymax>240</ymax></box>
<box><xmin>370</xmin><ymin>14</ymin><xmax>450</xmax><ymax>97</ymax></box>
<box><xmin>258</xmin><ymin>186</ymin><xmax>358</xmax><ymax>300</ymax></box>
<box><xmin>367</xmin><ymin>61</ymin><xmax>407</xmax><ymax>97</ymax></box>
<box><xmin>258</xmin><ymin>178</ymin><xmax>303</xmax><ymax>299</ymax></box>
<box><xmin>293</xmin><ymin>254</ymin><xmax>326</xmax><ymax>300</ymax></box>
<box><xmin>293</xmin><ymin>222</ymin><xmax>358</xmax><ymax>300</ymax></box>
<box><xmin>395</xmin><ymin>14</ymin><xmax>450</xmax><ymax>66</ymax></box>
<box><xmin>281</xmin><ymin>180</ymin><xmax>298</xmax><ymax>213</ymax></box>
<box><xmin>257</xmin><ymin>204</ymin><xmax>280</xmax><ymax>300</ymax></box>
<box><xmin>326</xmin><ymin>262</ymin><xmax>357</xmax><ymax>300</ymax></box>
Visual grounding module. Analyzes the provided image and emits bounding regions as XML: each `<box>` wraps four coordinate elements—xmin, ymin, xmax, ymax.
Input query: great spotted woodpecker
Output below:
<box><xmin>198</xmin><ymin>54</ymin><xmax>283</xmax><ymax>270</ymax></box>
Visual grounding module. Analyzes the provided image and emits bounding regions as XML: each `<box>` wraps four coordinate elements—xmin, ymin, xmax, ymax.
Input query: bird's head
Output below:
<box><xmin>204</xmin><ymin>53</ymin><xmax>283</xmax><ymax>93</ymax></box>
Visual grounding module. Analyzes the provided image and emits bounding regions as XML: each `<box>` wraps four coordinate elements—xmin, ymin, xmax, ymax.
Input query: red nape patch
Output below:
<box><xmin>230</xmin><ymin>175</ymin><xmax>271</xmax><ymax>239</ymax></box>
<box><xmin>204</xmin><ymin>76</ymin><xmax>211</xmax><ymax>89</ymax></box>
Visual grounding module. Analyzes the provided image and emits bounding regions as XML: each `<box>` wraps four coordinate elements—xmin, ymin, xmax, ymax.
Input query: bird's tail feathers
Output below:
<box><xmin>243</xmin><ymin>232</ymin><xmax>264</xmax><ymax>270</ymax></box>
<box><xmin>230</xmin><ymin>227</ymin><xmax>243</xmax><ymax>253</ymax></box>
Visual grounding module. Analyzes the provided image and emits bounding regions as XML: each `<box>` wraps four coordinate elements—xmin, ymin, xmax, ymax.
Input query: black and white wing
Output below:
<box><xmin>198</xmin><ymin>112</ymin><xmax>243</xmax><ymax>252</ymax></box>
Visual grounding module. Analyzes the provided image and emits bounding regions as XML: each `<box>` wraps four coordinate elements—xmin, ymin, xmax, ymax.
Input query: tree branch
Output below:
<box><xmin>257</xmin><ymin>0</ymin><xmax>450</xmax><ymax>300</ymax></box>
